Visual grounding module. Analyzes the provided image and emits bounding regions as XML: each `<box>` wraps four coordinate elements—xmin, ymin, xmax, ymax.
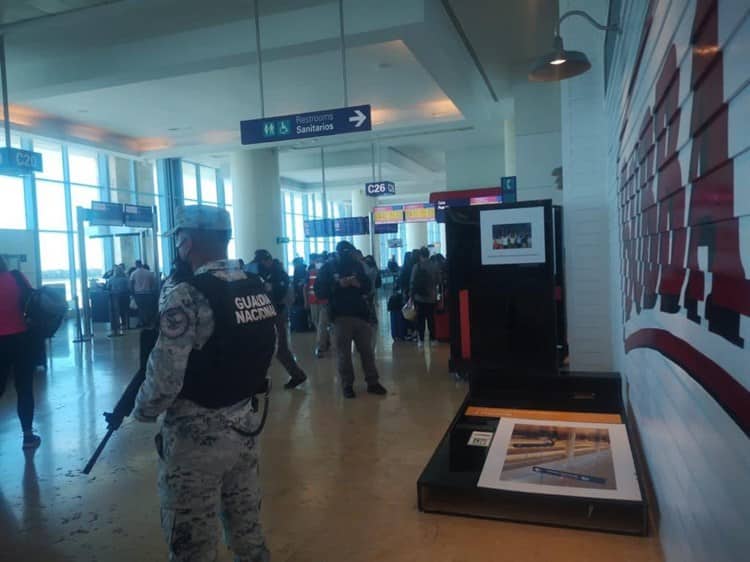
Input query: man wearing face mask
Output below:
<box><xmin>314</xmin><ymin>241</ymin><xmax>386</xmax><ymax>398</ymax></box>
<box><xmin>133</xmin><ymin>205</ymin><xmax>276</xmax><ymax>562</ymax></box>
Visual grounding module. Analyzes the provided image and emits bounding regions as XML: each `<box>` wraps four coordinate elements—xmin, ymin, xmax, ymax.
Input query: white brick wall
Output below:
<box><xmin>560</xmin><ymin>0</ymin><xmax>614</xmax><ymax>371</ymax></box>
<box><xmin>601</xmin><ymin>1</ymin><xmax>750</xmax><ymax>561</ymax></box>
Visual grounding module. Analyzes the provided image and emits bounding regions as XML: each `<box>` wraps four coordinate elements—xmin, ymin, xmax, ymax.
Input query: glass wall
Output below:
<box><xmin>0</xmin><ymin>132</ymin><xmax>179</xmax><ymax>302</ymax></box>
<box><xmin>279</xmin><ymin>189</ymin><xmax>352</xmax><ymax>273</ymax></box>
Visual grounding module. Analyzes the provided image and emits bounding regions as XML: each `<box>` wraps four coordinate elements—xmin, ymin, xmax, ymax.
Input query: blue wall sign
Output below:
<box><xmin>89</xmin><ymin>201</ymin><xmax>125</xmax><ymax>226</ymax></box>
<box><xmin>365</xmin><ymin>181</ymin><xmax>396</xmax><ymax>197</ymax></box>
<box><xmin>123</xmin><ymin>204</ymin><xmax>154</xmax><ymax>227</ymax></box>
<box><xmin>374</xmin><ymin>223</ymin><xmax>398</xmax><ymax>234</ymax></box>
<box><xmin>241</xmin><ymin>105</ymin><xmax>371</xmax><ymax>145</ymax></box>
<box><xmin>501</xmin><ymin>175</ymin><xmax>517</xmax><ymax>203</ymax></box>
<box><xmin>0</xmin><ymin>147</ymin><xmax>43</xmax><ymax>176</ymax></box>
<box><xmin>304</xmin><ymin>216</ymin><xmax>370</xmax><ymax>238</ymax></box>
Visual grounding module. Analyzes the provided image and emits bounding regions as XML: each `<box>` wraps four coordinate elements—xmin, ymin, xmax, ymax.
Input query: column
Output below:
<box><xmin>405</xmin><ymin>221</ymin><xmax>428</xmax><ymax>251</ymax></box>
<box><xmin>350</xmin><ymin>187</ymin><xmax>373</xmax><ymax>255</ymax></box>
<box><xmin>504</xmin><ymin>119</ymin><xmax>516</xmax><ymax>176</ymax></box>
<box><xmin>230</xmin><ymin>149</ymin><xmax>283</xmax><ymax>261</ymax></box>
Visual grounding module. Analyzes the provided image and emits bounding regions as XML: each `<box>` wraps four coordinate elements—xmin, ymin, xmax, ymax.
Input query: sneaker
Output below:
<box><xmin>315</xmin><ymin>348</ymin><xmax>325</xmax><ymax>358</ymax></box>
<box><xmin>283</xmin><ymin>374</ymin><xmax>307</xmax><ymax>390</ymax></box>
<box><xmin>343</xmin><ymin>386</ymin><xmax>356</xmax><ymax>399</ymax></box>
<box><xmin>366</xmin><ymin>383</ymin><xmax>387</xmax><ymax>395</ymax></box>
<box><xmin>22</xmin><ymin>433</ymin><xmax>41</xmax><ymax>450</ymax></box>
<box><xmin>417</xmin><ymin>340</ymin><xmax>424</xmax><ymax>349</ymax></box>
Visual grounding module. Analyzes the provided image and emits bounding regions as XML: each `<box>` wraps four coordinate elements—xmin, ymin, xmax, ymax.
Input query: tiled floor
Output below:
<box><xmin>0</xmin><ymin>314</ymin><xmax>664</xmax><ymax>561</ymax></box>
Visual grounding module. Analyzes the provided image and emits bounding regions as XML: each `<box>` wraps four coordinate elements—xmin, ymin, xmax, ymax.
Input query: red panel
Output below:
<box><xmin>459</xmin><ymin>290</ymin><xmax>471</xmax><ymax>360</ymax></box>
<box><xmin>689</xmin><ymin>106</ymin><xmax>730</xmax><ymax>181</ymax></box>
<box><xmin>429</xmin><ymin>187</ymin><xmax>501</xmax><ymax>204</ymax></box>
<box><xmin>691</xmin><ymin>6</ymin><xmax>720</xmax><ymax>89</ymax></box>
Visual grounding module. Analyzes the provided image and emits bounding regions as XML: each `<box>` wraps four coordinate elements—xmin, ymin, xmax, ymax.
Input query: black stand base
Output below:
<box><xmin>417</xmin><ymin>371</ymin><xmax>649</xmax><ymax>536</ymax></box>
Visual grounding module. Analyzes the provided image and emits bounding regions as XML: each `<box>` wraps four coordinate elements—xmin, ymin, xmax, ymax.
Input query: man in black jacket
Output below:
<box><xmin>315</xmin><ymin>241</ymin><xmax>386</xmax><ymax>399</ymax></box>
<box><xmin>253</xmin><ymin>250</ymin><xmax>308</xmax><ymax>389</ymax></box>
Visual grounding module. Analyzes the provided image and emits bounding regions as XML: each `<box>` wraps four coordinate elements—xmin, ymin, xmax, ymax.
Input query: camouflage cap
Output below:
<box><xmin>165</xmin><ymin>205</ymin><xmax>232</xmax><ymax>236</ymax></box>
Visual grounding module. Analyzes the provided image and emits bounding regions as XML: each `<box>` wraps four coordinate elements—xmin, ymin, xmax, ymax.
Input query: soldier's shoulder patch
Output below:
<box><xmin>160</xmin><ymin>306</ymin><xmax>190</xmax><ymax>339</ymax></box>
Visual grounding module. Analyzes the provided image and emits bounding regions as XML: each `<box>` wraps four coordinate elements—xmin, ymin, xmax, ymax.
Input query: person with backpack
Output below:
<box><xmin>410</xmin><ymin>247</ymin><xmax>440</xmax><ymax>348</ymax></box>
<box><xmin>0</xmin><ymin>256</ymin><xmax>42</xmax><ymax>449</ymax></box>
<box><xmin>253</xmin><ymin>249</ymin><xmax>308</xmax><ymax>389</ymax></box>
<box><xmin>314</xmin><ymin>241</ymin><xmax>387</xmax><ymax>399</ymax></box>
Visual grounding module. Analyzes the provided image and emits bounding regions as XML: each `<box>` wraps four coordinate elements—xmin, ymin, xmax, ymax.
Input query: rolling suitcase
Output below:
<box><xmin>434</xmin><ymin>308</ymin><xmax>450</xmax><ymax>342</ymax></box>
<box><xmin>289</xmin><ymin>304</ymin><xmax>312</xmax><ymax>332</ymax></box>
<box><xmin>387</xmin><ymin>293</ymin><xmax>407</xmax><ymax>341</ymax></box>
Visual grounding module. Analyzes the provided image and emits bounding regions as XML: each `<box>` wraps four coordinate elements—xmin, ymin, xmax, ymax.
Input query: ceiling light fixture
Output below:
<box><xmin>529</xmin><ymin>10</ymin><xmax>620</xmax><ymax>82</ymax></box>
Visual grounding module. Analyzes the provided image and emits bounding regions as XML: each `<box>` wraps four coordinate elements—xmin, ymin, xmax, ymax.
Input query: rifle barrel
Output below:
<box><xmin>82</xmin><ymin>427</ymin><xmax>114</xmax><ymax>474</ymax></box>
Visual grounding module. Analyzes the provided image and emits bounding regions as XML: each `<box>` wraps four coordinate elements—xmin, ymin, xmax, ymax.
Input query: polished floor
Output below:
<box><xmin>0</xmin><ymin>307</ymin><xmax>664</xmax><ymax>561</ymax></box>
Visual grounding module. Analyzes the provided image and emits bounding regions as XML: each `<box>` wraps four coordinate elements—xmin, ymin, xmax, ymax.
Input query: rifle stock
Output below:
<box><xmin>82</xmin><ymin>328</ymin><xmax>158</xmax><ymax>474</ymax></box>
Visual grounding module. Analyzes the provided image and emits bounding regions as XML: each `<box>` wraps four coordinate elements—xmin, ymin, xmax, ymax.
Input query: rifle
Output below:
<box><xmin>83</xmin><ymin>328</ymin><xmax>158</xmax><ymax>474</ymax></box>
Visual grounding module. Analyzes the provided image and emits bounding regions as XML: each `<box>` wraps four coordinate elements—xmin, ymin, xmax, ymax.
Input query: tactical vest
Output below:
<box><xmin>179</xmin><ymin>271</ymin><xmax>277</xmax><ymax>409</ymax></box>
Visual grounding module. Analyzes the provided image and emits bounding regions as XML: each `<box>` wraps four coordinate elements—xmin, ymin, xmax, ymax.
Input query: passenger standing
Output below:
<box><xmin>130</xmin><ymin>260</ymin><xmax>157</xmax><ymax>327</ymax></box>
<box><xmin>410</xmin><ymin>247</ymin><xmax>440</xmax><ymax>348</ymax></box>
<box><xmin>134</xmin><ymin>205</ymin><xmax>276</xmax><ymax>562</ymax></box>
<box><xmin>106</xmin><ymin>265</ymin><xmax>130</xmax><ymax>336</ymax></box>
<box><xmin>253</xmin><ymin>249</ymin><xmax>308</xmax><ymax>389</ymax></box>
<box><xmin>0</xmin><ymin>256</ymin><xmax>41</xmax><ymax>449</ymax></box>
<box><xmin>305</xmin><ymin>254</ymin><xmax>330</xmax><ymax>358</ymax></box>
<box><xmin>315</xmin><ymin>241</ymin><xmax>386</xmax><ymax>398</ymax></box>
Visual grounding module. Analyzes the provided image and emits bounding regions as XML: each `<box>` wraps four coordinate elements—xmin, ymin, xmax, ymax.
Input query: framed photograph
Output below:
<box><xmin>478</xmin><ymin>418</ymin><xmax>641</xmax><ymax>501</ymax></box>
<box><xmin>479</xmin><ymin>206</ymin><xmax>546</xmax><ymax>265</ymax></box>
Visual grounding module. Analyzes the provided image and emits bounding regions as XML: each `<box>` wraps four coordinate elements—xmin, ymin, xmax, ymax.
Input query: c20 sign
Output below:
<box><xmin>365</xmin><ymin>181</ymin><xmax>396</xmax><ymax>197</ymax></box>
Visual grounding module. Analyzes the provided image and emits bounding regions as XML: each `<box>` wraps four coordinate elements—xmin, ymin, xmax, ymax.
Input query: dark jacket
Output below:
<box><xmin>258</xmin><ymin>260</ymin><xmax>291</xmax><ymax>310</ymax></box>
<box><xmin>314</xmin><ymin>256</ymin><xmax>371</xmax><ymax>321</ymax></box>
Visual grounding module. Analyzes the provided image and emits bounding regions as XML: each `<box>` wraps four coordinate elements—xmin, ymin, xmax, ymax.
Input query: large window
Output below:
<box><xmin>279</xmin><ymin>189</ymin><xmax>353</xmax><ymax>272</ymax></box>
<box><xmin>0</xmin><ymin>176</ymin><xmax>27</xmax><ymax>229</ymax></box>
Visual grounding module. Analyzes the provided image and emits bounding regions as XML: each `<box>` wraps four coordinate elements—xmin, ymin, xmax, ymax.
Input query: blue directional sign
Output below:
<box><xmin>365</xmin><ymin>181</ymin><xmax>396</xmax><ymax>197</ymax></box>
<box><xmin>501</xmin><ymin>175</ymin><xmax>517</xmax><ymax>203</ymax></box>
<box><xmin>241</xmin><ymin>105</ymin><xmax>371</xmax><ymax>145</ymax></box>
<box><xmin>0</xmin><ymin>147</ymin><xmax>43</xmax><ymax>176</ymax></box>
<box><xmin>89</xmin><ymin>201</ymin><xmax>125</xmax><ymax>226</ymax></box>
<box><xmin>123</xmin><ymin>204</ymin><xmax>154</xmax><ymax>227</ymax></box>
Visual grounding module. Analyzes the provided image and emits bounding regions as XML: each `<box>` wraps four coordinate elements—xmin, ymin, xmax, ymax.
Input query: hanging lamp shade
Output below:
<box><xmin>528</xmin><ymin>35</ymin><xmax>591</xmax><ymax>82</ymax></box>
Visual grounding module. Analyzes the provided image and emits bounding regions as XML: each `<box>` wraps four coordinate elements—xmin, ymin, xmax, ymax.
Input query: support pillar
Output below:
<box><xmin>405</xmin><ymin>222</ymin><xmax>428</xmax><ymax>251</ymax></box>
<box><xmin>230</xmin><ymin>149</ymin><xmax>283</xmax><ymax>261</ymax></box>
<box><xmin>351</xmin><ymin>187</ymin><xmax>373</xmax><ymax>255</ymax></box>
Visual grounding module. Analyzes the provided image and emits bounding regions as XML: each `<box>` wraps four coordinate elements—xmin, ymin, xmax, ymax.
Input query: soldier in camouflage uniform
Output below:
<box><xmin>134</xmin><ymin>205</ymin><xmax>277</xmax><ymax>562</ymax></box>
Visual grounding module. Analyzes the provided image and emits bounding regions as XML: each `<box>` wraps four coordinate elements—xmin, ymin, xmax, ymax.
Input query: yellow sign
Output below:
<box><xmin>404</xmin><ymin>204</ymin><xmax>435</xmax><ymax>223</ymax></box>
<box><xmin>373</xmin><ymin>206</ymin><xmax>403</xmax><ymax>224</ymax></box>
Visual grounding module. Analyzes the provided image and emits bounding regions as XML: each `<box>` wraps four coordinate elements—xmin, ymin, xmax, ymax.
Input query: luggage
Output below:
<box><xmin>390</xmin><ymin>309</ymin><xmax>408</xmax><ymax>341</ymax></box>
<box><xmin>289</xmin><ymin>304</ymin><xmax>312</xmax><ymax>332</ymax></box>
<box><xmin>387</xmin><ymin>293</ymin><xmax>403</xmax><ymax>312</ymax></box>
<box><xmin>434</xmin><ymin>309</ymin><xmax>450</xmax><ymax>342</ymax></box>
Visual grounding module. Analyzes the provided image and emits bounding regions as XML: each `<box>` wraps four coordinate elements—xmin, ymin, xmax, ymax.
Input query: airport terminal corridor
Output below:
<box><xmin>0</xmin><ymin>317</ymin><xmax>663</xmax><ymax>562</ymax></box>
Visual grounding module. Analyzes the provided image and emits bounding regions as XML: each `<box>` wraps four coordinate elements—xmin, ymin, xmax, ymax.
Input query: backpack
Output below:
<box><xmin>12</xmin><ymin>271</ymin><xmax>68</xmax><ymax>338</ymax></box>
<box><xmin>411</xmin><ymin>264</ymin><xmax>431</xmax><ymax>297</ymax></box>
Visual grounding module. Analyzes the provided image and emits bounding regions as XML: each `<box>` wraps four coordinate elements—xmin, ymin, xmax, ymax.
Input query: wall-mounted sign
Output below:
<box><xmin>365</xmin><ymin>181</ymin><xmax>396</xmax><ymax>197</ymax></box>
<box><xmin>304</xmin><ymin>217</ymin><xmax>370</xmax><ymax>238</ymax></box>
<box><xmin>373</xmin><ymin>205</ymin><xmax>404</xmax><ymax>224</ymax></box>
<box><xmin>0</xmin><ymin>147</ymin><xmax>43</xmax><ymax>176</ymax></box>
<box><xmin>501</xmin><ymin>175</ymin><xmax>517</xmax><ymax>203</ymax></box>
<box><xmin>374</xmin><ymin>223</ymin><xmax>398</xmax><ymax>234</ymax></box>
<box><xmin>241</xmin><ymin>105</ymin><xmax>371</xmax><ymax>145</ymax></box>
<box><xmin>387</xmin><ymin>238</ymin><xmax>403</xmax><ymax>248</ymax></box>
<box><xmin>123</xmin><ymin>204</ymin><xmax>154</xmax><ymax>227</ymax></box>
<box><xmin>276</xmin><ymin>236</ymin><xmax>290</xmax><ymax>244</ymax></box>
<box><xmin>404</xmin><ymin>203</ymin><xmax>436</xmax><ymax>223</ymax></box>
<box><xmin>89</xmin><ymin>201</ymin><xmax>125</xmax><ymax>226</ymax></box>
<box><xmin>470</xmin><ymin>195</ymin><xmax>502</xmax><ymax>206</ymax></box>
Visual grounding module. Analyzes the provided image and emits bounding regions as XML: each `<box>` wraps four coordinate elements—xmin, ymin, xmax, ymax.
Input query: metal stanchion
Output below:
<box><xmin>72</xmin><ymin>298</ymin><xmax>91</xmax><ymax>343</ymax></box>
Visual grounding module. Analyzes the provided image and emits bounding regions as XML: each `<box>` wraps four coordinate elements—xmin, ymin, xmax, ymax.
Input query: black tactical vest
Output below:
<box><xmin>179</xmin><ymin>271</ymin><xmax>277</xmax><ymax>409</ymax></box>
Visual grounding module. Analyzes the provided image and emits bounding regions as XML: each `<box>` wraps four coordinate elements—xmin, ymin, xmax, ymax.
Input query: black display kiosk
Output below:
<box><xmin>418</xmin><ymin>200</ymin><xmax>648</xmax><ymax>536</ymax></box>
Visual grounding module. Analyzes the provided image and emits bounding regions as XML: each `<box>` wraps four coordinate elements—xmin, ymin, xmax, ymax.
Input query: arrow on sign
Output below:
<box><xmin>349</xmin><ymin>109</ymin><xmax>368</xmax><ymax>128</ymax></box>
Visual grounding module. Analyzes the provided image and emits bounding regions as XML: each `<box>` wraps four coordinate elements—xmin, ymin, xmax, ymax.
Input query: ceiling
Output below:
<box><xmin>1</xmin><ymin>0</ymin><xmax>559</xmax><ymax>199</ymax></box>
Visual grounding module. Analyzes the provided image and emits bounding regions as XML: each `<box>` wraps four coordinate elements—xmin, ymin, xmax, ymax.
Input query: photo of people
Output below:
<box><xmin>491</xmin><ymin>223</ymin><xmax>532</xmax><ymax>250</ymax></box>
<box><xmin>499</xmin><ymin>423</ymin><xmax>616</xmax><ymax>491</ymax></box>
<box><xmin>479</xmin><ymin>207</ymin><xmax>546</xmax><ymax>265</ymax></box>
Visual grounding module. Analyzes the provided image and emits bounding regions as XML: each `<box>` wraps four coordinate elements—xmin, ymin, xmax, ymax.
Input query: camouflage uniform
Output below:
<box><xmin>134</xmin><ymin>259</ymin><xmax>271</xmax><ymax>562</ymax></box>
